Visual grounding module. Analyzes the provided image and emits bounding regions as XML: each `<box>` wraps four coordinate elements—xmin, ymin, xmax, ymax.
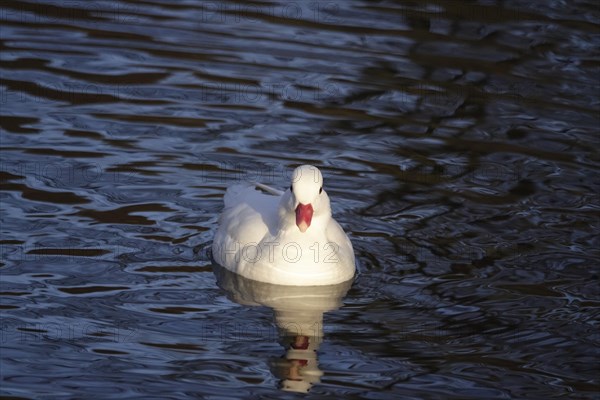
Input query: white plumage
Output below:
<box><xmin>212</xmin><ymin>165</ymin><xmax>355</xmax><ymax>286</ymax></box>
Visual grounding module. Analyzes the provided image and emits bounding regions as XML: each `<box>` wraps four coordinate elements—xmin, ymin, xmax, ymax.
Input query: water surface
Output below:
<box><xmin>1</xmin><ymin>0</ymin><xmax>599</xmax><ymax>398</ymax></box>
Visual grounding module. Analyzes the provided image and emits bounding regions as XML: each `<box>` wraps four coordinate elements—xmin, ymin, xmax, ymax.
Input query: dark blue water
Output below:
<box><xmin>1</xmin><ymin>1</ymin><xmax>599</xmax><ymax>398</ymax></box>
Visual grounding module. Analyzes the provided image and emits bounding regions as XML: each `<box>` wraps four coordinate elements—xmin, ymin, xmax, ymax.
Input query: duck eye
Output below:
<box><xmin>319</xmin><ymin>187</ymin><xmax>323</xmax><ymax>194</ymax></box>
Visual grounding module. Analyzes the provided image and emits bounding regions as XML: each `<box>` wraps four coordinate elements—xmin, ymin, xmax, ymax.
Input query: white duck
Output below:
<box><xmin>212</xmin><ymin>165</ymin><xmax>355</xmax><ymax>286</ymax></box>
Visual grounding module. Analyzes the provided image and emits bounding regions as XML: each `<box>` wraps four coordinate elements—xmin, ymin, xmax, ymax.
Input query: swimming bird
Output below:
<box><xmin>212</xmin><ymin>165</ymin><xmax>355</xmax><ymax>285</ymax></box>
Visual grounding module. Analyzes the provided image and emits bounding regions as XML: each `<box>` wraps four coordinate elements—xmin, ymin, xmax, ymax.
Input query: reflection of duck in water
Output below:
<box><xmin>214</xmin><ymin>265</ymin><xmax>352</xmax><ymax>393</ymax></box>
<box><xmin>272</xmin><ymin>333</ymin><xmax>322</xmax><ymax>393</ymax></box>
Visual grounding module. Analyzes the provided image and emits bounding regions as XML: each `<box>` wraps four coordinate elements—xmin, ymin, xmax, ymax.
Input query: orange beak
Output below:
<box><xmin>295</xmin><ymin>203</ymin><xmax>313</xmax><ymax>233</ymax></box>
